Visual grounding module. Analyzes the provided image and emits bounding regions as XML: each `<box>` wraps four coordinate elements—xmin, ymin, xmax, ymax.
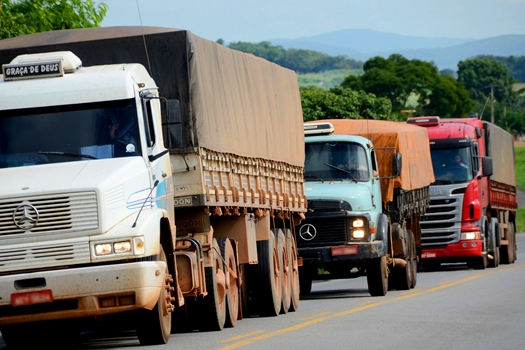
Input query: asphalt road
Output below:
<box><xmin>2</xmin><ymin>234</ymin><xmax>524</xmax><ymax>350</ymax></box>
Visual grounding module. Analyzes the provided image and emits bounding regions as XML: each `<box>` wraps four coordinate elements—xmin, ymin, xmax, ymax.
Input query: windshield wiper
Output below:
<box><xmin>324</xmin><ymin>163</ymin><xmax>358</xmax><ymax>182</ymax></box>
<box><xmin>432</xmin><ymin>179</ymin><xmax>455</xmax><ymax>185</ymax></box>
<box><xmin>305</xmin><ymin>174</ymin><xmax>325</xmax><ymax>182</ymax></box>
<box><xmin>38</xmin><ymin>151</ymin><xmax>98</xmax><ymax>160</ymax></box>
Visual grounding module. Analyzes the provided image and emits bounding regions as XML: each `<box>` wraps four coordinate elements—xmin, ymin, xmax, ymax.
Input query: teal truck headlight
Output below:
<box><xmin>350</xmin><ymin>218</ymin><xmax>369</xmax><ymax>241</ymax></box>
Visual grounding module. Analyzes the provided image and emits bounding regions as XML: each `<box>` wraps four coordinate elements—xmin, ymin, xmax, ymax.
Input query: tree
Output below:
<box><xmin>228</xmin><ymin>41</ymin><xmax>363</xmax><ymax>74</ymax></box>
<box><xmin>0</xmin><ymin>0</ymin><xmax>108</xmax><ymax>40</ymax></box>
<box><xmin>341</xmin><ymin>54</ymin><xmax>440</xmax><ymax>115</ymax></box>
<box><xmin>300</xmin><ymin>86</ymin><xmax>394</xmax><ymax>122</ymax></box>
<box><xmin>422</xmin><ymin>75</ymin><xmax>472</xmax><ymax>118</ymax></box>
<box><xmin>457</xmin><ymin>58</ymin><xmax>517</xmax><ymax>121</ymax></box>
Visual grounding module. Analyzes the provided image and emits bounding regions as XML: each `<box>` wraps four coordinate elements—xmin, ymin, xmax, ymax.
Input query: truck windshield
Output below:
<box><xmin>430</xmin><ymin>147</ymin><xmax>473</xmax><ymax>184</ymax></box>
<box><xmin>0</xmin><ymin>99</ymin><xmax>141</xmax><ymax>168</ymax></box>
<box><xmin>305</xmin><ymin>142</ymin><xmax>369</xmax><ymax>182</ymax></box>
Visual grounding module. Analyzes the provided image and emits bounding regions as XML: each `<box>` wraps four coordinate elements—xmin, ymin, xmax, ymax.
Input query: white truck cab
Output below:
<box><xmin>0</xmin><ymin>51</ymin><xmax>175</xmax><ymax>345</ymax></box>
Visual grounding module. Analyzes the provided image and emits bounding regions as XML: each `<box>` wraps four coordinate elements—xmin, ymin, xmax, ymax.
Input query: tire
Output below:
<box><xmin>277</xmin><ymin>229</ymin><xmax>291</xmax><ymax>314</ymax></box>
<box><xmin>392</xmin><ymin>228</ymin><xmax>413</xmax><ymax>291</ymax></box>
<box><xmin>488</xmin><ymin>219</ymin><xmax>500</xmax><ymax>268</ymax></box>
<box><xmin>408</xmin><ymin>230</ymin><xmax>417</xmax><ymax>289</ymax></box>
<box><xmin>217</xmin><ymin>237</ymin><xmax>239</xmax><ymax>328</ymax></box>
<box><xmin>500</xmin><ymin>222</ymin><xmax>516</xmax><ymax>264</ymax></box>
<box><xmin>286</xmin><ymin>229</ymin><xmax>300</xmax><ymax>312</ymax></box>
<box><xmin>254</xmin><ymin>230</ymin><xmax>281</xmax><ymax>317</ymax></box>
<box><xmin>197</xmin><ymin>238</ymin><xmax>226</xmax><ymax>331</ymax></box>
<box><xmin>366</xmin><ymin>255</ymin><xmax>388</xmax><ymax>297</ymax></box>
<box><xmin>136</xmin><ymin>246</ymin><xmax>172</xmax><ymax>345</ymax></box>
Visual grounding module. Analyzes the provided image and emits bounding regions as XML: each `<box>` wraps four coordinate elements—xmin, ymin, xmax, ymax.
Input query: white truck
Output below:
<box><xmin>0</xmin><ymin>26</ymin><xmax>306</xmax><ymax>347</ymax></box>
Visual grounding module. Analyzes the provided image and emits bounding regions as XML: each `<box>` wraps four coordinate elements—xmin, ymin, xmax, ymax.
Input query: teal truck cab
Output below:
<box><xmin>299</xmin><ymin>120</ymin><xmax>434</xmax><ymax>296</ymax></box>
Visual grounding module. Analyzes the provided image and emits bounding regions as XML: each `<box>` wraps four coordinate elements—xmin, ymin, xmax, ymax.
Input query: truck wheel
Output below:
<box><xmin>254</xmin><ymin>230</ymin><xmax>282</xmax><ymax>316</ymax></box>
<box><xmin>277</xmin><ymin>229</ymin><xmax>291</xmax><ymax>314</ymax></box>
<box><xmin>198</xmin><ymin>238</ymin><xmax>227</xmax><ymax>331</ymax></box>
<box><xmin>488</xmin><ymin>219</ymin><xmax>500</xmax><ymax>268</ymax></box>
<box><xmin>392</xmin><ymin>228</ymin><xmax>413</xmax><ymax>291</ymax></box>
<box><xmin>366</xmin><ymin>255</ymin><xmax>388</xmax><ymax>296</ymax></box>
<box><xmin>408</xmin><ymin>230</ymin><xmax>417</xmax><ymax>289</ymax></box>
<box><xmin>217</xmin><ymin>238</ymin><xmax>239</xmax><ymax>328</ymax></box>
<box><xmin>287</xmin><ymin>229</ymin><xmax>300</xmax><ymax>311</ymax></box>
<box><xmin>500</xmin><ymin>222</ymin><xmax>516</xmax><ymax>264</ymax></box>
<box><xmin>137</xmin><ymin>246</ymin><xmax>172</xmax><ymax>345</ymax></box>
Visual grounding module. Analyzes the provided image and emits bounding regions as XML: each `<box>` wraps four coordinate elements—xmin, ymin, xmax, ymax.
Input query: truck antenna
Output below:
<box><xmin>136</xmin><ymin>0</ymin><xmax>153</xmax><ymax>74</ymax></box>
<box><xmin>132</xmin><ymin>180</ymin><xmax>159</xmax><ymax>228</ymax></box>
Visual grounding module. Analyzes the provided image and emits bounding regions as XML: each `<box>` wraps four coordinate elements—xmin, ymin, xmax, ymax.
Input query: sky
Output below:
<box><xmin>101</xmin><ymin>0</ymin><xmax>525</xmax><ymax>43</ymax></box>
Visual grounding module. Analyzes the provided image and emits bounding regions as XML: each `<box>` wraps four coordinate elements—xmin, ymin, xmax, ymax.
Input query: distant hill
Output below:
<box><xmin>270</xmin><ymin>29</ymin><xmax>525</xmax><ymax>71</ymax></box>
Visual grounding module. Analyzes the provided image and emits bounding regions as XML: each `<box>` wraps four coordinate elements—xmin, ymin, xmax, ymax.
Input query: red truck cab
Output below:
<box><xmin>407</xmin><ymin>116</ymin><xmax>516</xmax><ymax>269</ymax></box>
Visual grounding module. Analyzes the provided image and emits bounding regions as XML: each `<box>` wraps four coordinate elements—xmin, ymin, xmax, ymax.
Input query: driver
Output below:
<box><xmin>101</xmin><ymin>116</ymin><xmax>137</xmax><ymax>157</ymax></box>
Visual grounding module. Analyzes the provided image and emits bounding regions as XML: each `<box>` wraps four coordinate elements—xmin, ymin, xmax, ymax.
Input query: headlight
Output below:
<box><xmin>352</xmin><ymin>219</ymin><xmax>365</xmax><ymax>228</ymax></box>
<box><xmin>113</xmin><ymin>241</ymin><xmax>132</xmax><ymax>254</ymax></box>
<box><xmin>461</xmin><ymin>231</ymin><xmax>481</xmax><ymax>240</ymax></box>
<box><xmin>93</xmin><ymin>236</ymin><xmax>145</xmax><ymax>257</ymax></box>
<box><xmin>352</xmin><ymin>230</ymin><xmax>365</xmax><ymax>239</ymax></box>
<box><xmin>95</xmin><ymin>243</ymin><xmax>112</xmax><ymax>256</ymax></box>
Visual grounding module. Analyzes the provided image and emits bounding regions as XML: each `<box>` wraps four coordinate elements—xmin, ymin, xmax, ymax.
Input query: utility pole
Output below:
<box><xmin>490</xmin><ymin>84</ymin><xmax>495</xmax><ymax>124</ymax></box>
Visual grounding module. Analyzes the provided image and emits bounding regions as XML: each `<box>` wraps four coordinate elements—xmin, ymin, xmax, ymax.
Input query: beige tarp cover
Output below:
<box><xmin>0</xmin><ymin>27</ymin><xmax>305</xmax><ymax>167</ymax></box>
<box><xmin>317</xmin><ymin>119</ymin><xmax>434</xmax><ymax>202</ymax></box>
<box><xmin>188</xmin><ymin>34</ymin><xmax>304</xmax><ymax>166</ymax></box>
<box><xmin>484</xmin><ymin>121</ymin><xmax>516</xmax><ymax>186</ymax></box>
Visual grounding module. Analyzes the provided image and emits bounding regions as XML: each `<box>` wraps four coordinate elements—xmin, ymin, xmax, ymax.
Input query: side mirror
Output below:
<box><xmin>161</xmin><ymin>99</ymin><xmax>183</xmax><ymax>149</ymax></box>
<box><xmin>481</xmin><ymin>156</ymin><xmax>493</xmax><ymax>177</ymax></box>
<box><xmin>392</xmin><ymin>153</ymin><xmax>402</xmax><ymax>177</ymax></box>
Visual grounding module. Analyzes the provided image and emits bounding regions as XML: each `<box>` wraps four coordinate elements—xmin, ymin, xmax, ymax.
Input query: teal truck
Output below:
<box><xmin>298</xmin><ymin>119</ymin><xmax>434</xmax><ymax>296</ymax></box>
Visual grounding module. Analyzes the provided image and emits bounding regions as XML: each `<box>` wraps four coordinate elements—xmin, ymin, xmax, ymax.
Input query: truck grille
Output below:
<box><xmin>297</xmin><ymin>217</ymin><xmax>348</xmax><ymax>248</ymax></box>
<box><xmin>0</xmin><ymin>240</ymin><xmax>91</xmax><ymax>272</ymax></box>
<box><xmin>420</xmin><ymin>185</ymin><xmax>465</xmax><ymax>247</ymax></box>
<box><xmin>0</xmin><ymin>192</ymin><xmax>98</xmax><ymax>236</ymax></box>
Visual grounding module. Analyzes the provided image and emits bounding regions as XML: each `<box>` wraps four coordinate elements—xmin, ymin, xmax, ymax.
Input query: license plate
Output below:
<box><xmin>422</xmin><ymin>252</ymin><xmax>437</xmax><ymax>258</ymax></box>
<box><xmin>11</xmin><ymin>290</ymin><xmax>53</xmax><ymax>307</ymax></box>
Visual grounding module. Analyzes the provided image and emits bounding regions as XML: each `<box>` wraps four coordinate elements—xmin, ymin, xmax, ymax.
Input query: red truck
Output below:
<box><xmin>407</xmin><ymin>116</ymin><xmax>517</xmax><ymax>269</ymax></box>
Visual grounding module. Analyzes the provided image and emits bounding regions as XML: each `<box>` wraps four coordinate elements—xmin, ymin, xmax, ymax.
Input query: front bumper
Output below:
<box><xmin>299</xmin><ymin>240</ymin><xmax>386</xmax><ymax>266</ymax></box>
<box><xmin>0</xmin><ymin>260</ymin><xmax>166</xmax><ymax>326</ymax></box>
<box><xmin>421</xmin><ymin>239</ymin><xmax>483</xmax><ymax>261</ymax></box>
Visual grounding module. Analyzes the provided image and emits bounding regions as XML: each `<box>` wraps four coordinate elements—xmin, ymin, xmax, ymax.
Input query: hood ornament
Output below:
<box><xmin>13</xmin><ymin>204</ymin><xmax>39</xmax><ymax>230</ymax></box>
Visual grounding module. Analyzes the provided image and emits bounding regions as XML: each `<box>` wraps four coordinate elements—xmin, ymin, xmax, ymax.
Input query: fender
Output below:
<box><xmin>376</xmin><ymin>213</ymin><xmax>390</xmax><ymax>254</ymax></box>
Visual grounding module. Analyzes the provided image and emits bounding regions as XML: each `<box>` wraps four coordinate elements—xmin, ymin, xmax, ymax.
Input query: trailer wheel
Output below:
<box><xmin>408</xmin><ymin>230</ymin><xmax>417</xmax><ymax>289</ymax></box>
<box><xmin>254</xmin><ymin>230</ymin><xmax>282</xmax><ymax>316</ymax></box>
<box><xmin>488</xmin><ymin>219</ymin><xmax>500</xmax><ymax>268</ymax></box>
<box><xmin>391</xmin><ymin>228</ymin><xmax>413</xmax><ymax>291</ymax></box>
<box><xmin>366</xmin><ymin>255</ymin><xmax>388</xmax><ymax>296</ymax></box>
<box><xmin>500</xmin><ymin>221</ymin><xmax>516</xmax><ymax>264</ymax></box>
<box><xmin>217</xmin><ymin>238</ymin><xmax>239</xmax><ymax>328</ymax></box>
<box><xmin>137</xmin><ymin>246</ymin><xmax>172</xmax><ymax>345</ymax></box>
<box><xmin>287</xmin><ymin>229</ymin><xmax>300</xmax><ymax>311</ymax></box>
<box><xmin>198</xmin><ymin>238</ymin><xmax>226</xmax><ymax>331</ymax></box>
<box><xmin>277</xmin><ymin>229</ymin><xmax>291</xmax><ymax>314</ymax></box>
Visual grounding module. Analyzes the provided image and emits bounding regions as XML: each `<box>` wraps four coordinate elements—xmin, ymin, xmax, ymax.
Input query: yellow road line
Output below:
<box><xmin>218</xmin><ymin>263</ymin><xmax>525</xmax><ymax>350</ymax></box>
<box><xmin>219</xmin><ymin>330</ymin><xmax>265</xmax><ymax>343</ymax></box>
<box><xmin>298</xmin><ymin>311</ymin><xmax>332</xmax><ymax>321</ymax></box>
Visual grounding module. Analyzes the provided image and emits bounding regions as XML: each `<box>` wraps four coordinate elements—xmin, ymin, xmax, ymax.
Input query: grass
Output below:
<box><xmin>517</xmin><ymin>208</ymin><xmax>525</xmax><ymax>233</ymax></box>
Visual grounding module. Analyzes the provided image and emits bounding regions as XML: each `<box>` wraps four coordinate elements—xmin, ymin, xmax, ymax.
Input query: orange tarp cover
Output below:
<box><xmin>317</xmin><ymin>119</ymin><xmax>434</xmax><ymax>202</ymax></box>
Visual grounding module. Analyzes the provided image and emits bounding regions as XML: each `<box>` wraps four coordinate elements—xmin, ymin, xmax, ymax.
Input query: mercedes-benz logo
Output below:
<box><xmin>13</xmin><ymin>204</ymin><xmax>39</xmax><ymax>230</ymax></box>
<box><xmin>299</xmin><ymin>224</ymin><xmax>317</xmax><ymax>241</ymax></box>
